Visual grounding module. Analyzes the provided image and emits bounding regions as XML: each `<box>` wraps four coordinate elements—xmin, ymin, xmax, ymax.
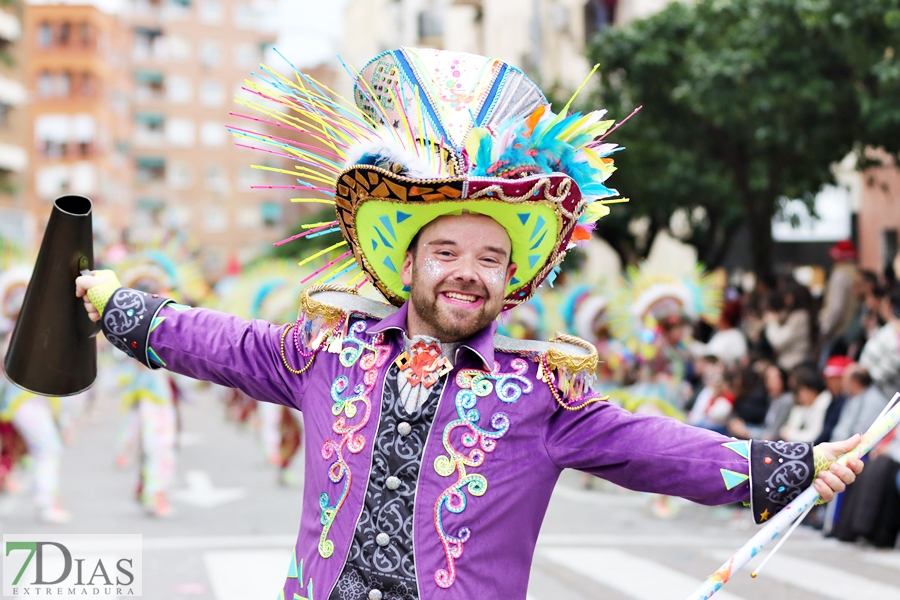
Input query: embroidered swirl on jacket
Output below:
<box><xmin>319</xmin><ymin>321</ymin><xmax>390</xmax><ymax>559</ymax></box>
<box><xmin>764</xmin><ymin>441</ymin><xmax>812</xmax><ymax>506</ymax></box>
<box><xmin>432</xmin><ymin>358</ymin><xmax>532</xmax><ymax>588</ymax></box>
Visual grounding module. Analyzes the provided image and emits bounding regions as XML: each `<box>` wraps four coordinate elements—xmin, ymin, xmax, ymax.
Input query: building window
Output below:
<box><xmin>167</xmin><ymin>35</ymin><xmax>191</xmax><ymax>61</ymax></box>
<box><xmin>199</xmin><ymin>0</ymin><xmax>223</xmax><ymax>24</ymax></box>
<box><xmin>199</xmin><ymin>79</ymin><xmax>224</xmax><ymax>106</ymax></box>
<box><xmin>133</xmin><ymin>27</ymin><xmax>164</xmax><ymax>61</ymax></box>
<box><xmin>199</xmin><ymin>39</ymin><xmax>220</xmax><ymax>68</ymax></box>
<box><xmin>167</xmin><ymin>161</ymin><xmax>193</xmax><ymax>189</ymax></box>
<box><xmin>80</xmin><ymin>22</ymin><xmax>92</xmax><ymax>46</ymax></box>
<box><xmin>59</xmin><ymin>71</ymin><xmax>72</xmax><ymax>97</ymax></box>
<box><xmin>36</xmin><ymin>165</ymin><xmax>71</xmax><ymax>200</ymax></box>
<box><xmin>417</xmin><ymin>9</ymin><xmax>443</xmax><ymax>41</ymax></box>
<box><xmin>237</xmin><ymin>165</ymin><xmax>261</xmax><ymax>189</ymax></box>
<box><xmin>203</xmin><ymin>209</ymin><xmax>228</xmax><ymax>233</ymax></box>
<box><xmin>200</xmin><ymin>121</ymin><xmax>225</xmax><ymax>147</ymax></box>
<box><xmin>79</xmin><ymin>72</ymin><xmax>95</xmax><ymax>97</ymax></box>
<box><xmin>38</xmin><ymin>71</ymin><xmax>53</xmax><ymax>97</ymax></box>
<box><xmin>584</xmin><ymin>0</ymin><xmax>617</xmax><ymax>41</ymax></box>
<box><xmin>135</xmin><ymin>70</ymin><xmax>164</xmax><ymax>101</ymax></box>
<box><xmin>234</xmin><ymin>42</ymin><xmax>260</xmax><ymax>69</ymax></box>
<box><xmin>233</xmin><ymin>3</ymin><xmax>257</xmax><ymax>29</ymax></box>
<box><xmin>135</xmin><ymin>113</ymin><xmax>165</xmax><ymax>147</ymax></box>
<box><xmin>204</xmin><ymin>164</ymin><xmax>228</xmax><ymax>192</ymax></box>
<box><xmin>38</xmin><ymin>22</ymin><xmax>53</xmax><ymax>48</ymax></box>
<box><xmin>261</xmin><ymin>201</ymin><xmax>281</xmax><ymax>228</ymax></box>
<box><xmin>58</xmin><ymin>21</ymin><xmax>71</xmax><ymax>45</ymax></box>
<box><xmin>136</xmin><ymin>156</ymin><xmax>166</xmax><ymax>183</ymax></box>
<box><xmin>165</xmin><ymin>117</ymin><xmax>195</xmax><ymax>147</ymax></box>
<box><xmin>70</xmin><ymin>162</ymin><xmax>97</xmax><ymax>196</ymax></box>
<box><xmin>35</xmin><ymin>113</ymin><xmax>69</xmax><ymax>158</ymax></box>
<box><xmin>72</xmin><ymin>114</ymin><xmax>96</xmax><ymax>157</ymax></box>
<box><xmin>166</xmin><ymin>75</ymin><xmax>192</xmax><ymax>103</ymax></box>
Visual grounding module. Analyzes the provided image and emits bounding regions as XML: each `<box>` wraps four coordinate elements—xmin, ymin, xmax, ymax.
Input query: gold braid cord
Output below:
<box><xmin>300</xmin><ymin>284</ymin><xmax>358</xmax><ymax>323</ymax></box>
<box><xmin>545</xmin><ymin>333</ymin><xmax>599</xmax><ymax>375</ymax></box>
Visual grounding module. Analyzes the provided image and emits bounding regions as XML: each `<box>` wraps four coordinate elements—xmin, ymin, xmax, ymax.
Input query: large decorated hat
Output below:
<box><xmin>232</xmin><ymin>47</ymin><xmax>628</xmax><ymax>309</ymax></box>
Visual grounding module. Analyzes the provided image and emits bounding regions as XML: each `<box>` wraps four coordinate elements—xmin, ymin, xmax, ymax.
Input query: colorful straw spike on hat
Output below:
<box><xmin>231</xmin><ymin>47</ymin><xmax>629</xmax><ymax>309</ymax></box>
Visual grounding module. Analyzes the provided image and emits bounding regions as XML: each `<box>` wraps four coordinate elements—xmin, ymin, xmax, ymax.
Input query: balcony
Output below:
<box><xmin>0</xmin><ymin>10</ymin><xmax>20</xmax><ymax>43</ymax></box>
<box><xmin>0</xmin><ymin>142</ymin><xmax>26</xmax><ymax>172</ymax></box>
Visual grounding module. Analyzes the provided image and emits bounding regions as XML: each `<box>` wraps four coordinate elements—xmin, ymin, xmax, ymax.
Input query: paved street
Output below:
<box><xmin>2</xmin><ymin>386</ymin><xmax>899</xmax><ymax>600</ymax></box>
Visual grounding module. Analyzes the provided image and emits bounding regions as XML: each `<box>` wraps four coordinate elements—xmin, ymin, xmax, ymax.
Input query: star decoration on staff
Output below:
<box><xmin>395</xmin><ymin>340</ymin><xmax>453</xmax><ymax>388</ymax></box>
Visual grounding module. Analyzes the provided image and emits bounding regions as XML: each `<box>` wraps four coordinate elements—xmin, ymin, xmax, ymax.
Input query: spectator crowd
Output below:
<box><xmin>512</xmin><ymin>239</ymin><xmax>900</xmax><ymax>546</ymax></box>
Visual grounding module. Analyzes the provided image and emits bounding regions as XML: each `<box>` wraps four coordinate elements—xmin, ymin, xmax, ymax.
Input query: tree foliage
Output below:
<box><xmin>589</xmin><ymin>0</ymin><xmax>900</xmax><ymax>274</ymax></box>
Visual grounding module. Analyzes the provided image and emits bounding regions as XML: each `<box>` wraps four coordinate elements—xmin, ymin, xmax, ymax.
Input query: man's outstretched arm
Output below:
<box><xmin>76</xmin><ymin>271</ymin><xmax>320</xmax><ymax>411</ymax></box>
<box><xmin>543</xmin><ymin>400</ymin><xmax>862</xmax><ymax>523</ymax></box>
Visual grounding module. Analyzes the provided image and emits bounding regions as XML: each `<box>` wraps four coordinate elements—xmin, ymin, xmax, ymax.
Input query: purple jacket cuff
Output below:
<box><xmin>750</xmin><ymin>440</ymin><xmax>815</xmax><ymax>524</ymax></box>
<box><xmin>100</xmin><ymin>287</ymin><xmax>173</xmax><ymax>369</ymax></box>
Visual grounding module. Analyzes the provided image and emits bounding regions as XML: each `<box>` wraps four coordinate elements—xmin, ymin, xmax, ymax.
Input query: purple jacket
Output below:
<box><xmin>102</xmin><ymin>286</ymin><xmax>812</xmax><ymax>600</ymax></box>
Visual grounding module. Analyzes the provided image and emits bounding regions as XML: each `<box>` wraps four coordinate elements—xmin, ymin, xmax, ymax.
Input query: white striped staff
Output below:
<box><xmin>686</xmin><ymin>392</ymin><xmax>900</xmax><ymax>600</ymax></box>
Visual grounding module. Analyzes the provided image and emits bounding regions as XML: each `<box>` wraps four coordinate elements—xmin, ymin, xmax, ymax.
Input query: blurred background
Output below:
<box><xmin>2</xmin><ymin>2</ymin><xmax>900</xmax><ymax>599</ymax></box>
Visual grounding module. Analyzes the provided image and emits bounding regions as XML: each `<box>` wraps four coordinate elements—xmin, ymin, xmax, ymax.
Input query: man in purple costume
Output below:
<box><xmin>76</xmin><ymin>47</ymin><xmax>861</xmax><ymax>600</ymax></box>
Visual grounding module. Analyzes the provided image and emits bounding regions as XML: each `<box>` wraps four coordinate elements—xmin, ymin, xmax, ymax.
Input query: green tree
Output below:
<box><xmin>589</xmin><ymin>0</ymin><xmax>900</xmax><ymax>274</ymax></box>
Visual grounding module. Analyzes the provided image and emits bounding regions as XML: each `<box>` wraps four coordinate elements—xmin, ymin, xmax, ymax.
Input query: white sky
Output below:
<box><xmin>267</xmin><ymin>0</ymin><xmax>350</xmax><ymax>68</ymax></box>
<box><xmin>29</xmin><ymin>0</ymin><xmax>349</xmax><ymax>69</ymax></box>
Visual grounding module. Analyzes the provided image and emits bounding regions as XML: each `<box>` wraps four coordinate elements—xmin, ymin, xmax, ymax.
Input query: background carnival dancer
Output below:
<box><xmin>608</xmin><ymin>258</ymin><xmax>722</xmax><ymax>416</ymax></box>
<box><xmin>75</xmin><ymin>47</ymin><xmax>861</xmax><ymax>600</ymax></box>
<box><xmin>108</xmin><ymin>241</ymin><xmax>208</xmax><ymax>517</ymax></box>
<box><xmin>210</xmin><ymin>259</ymin><xmax>305</xmax><ymax>484</ymax></box>
<box><xmin>0</xmin><ymin>265</ymin><xmax>71</xmax><ymax>523</ymax></box>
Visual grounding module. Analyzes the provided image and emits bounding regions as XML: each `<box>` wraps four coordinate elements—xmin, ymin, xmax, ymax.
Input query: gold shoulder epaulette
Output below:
<box><xmin>300</xmin><ymin>284</ymin><xmax>396</xmax><ymax>324</ymax></box>
<box><xmin>497</xmin><ymin>332</ymin><xmax>604</xmax><ymax>411</ymax></box>
<box><xmin>494</xmin><ymin>332</ymin><xmax>598</xmax><ymax>375</ymax></box>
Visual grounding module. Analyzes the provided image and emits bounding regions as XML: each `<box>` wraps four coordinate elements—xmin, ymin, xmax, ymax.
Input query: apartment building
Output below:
<box><xmin>0</xmin><ymin>2</ymin><xmax>31</xmax><ymax>247</ymax></box>
<box><xmin>24</xmin><ymin>2</ymin><xmax>132</xmax><ymax>243</ymax></box>
<box><xmin>126</xmin><ymin>0</ymin><xmax>280</xmax><ymax>277</ymax></box>
<box><xmin>341</xmin><ymin>0</ymin><xmax>632</xmax><ymax>98</ymax></box>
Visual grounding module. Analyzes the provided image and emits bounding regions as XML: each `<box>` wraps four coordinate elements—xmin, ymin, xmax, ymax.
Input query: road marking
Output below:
<box><xmin>707</xmin><ymin>550</ymin><xmax>900</xmax><ymax>600</ymax></box>
<box><xmin>143</xmin><ymin>535</ymin><xmax>296</xmax><ymax>551</ymax></box>
<box><xmin>537</xmin><ymin>532</ymin><xmax>834</xmax><ymax>550</ymax></box>
<box><xmin>542</xmin><ymin>547</ymin><xmax>747</xmax><ymax>600</ymax></box>
<box><xmin>862</xmin><ymin>551</ymin><xmax>900</xmax><ymax>571</ymax></box>
<box><xmin>171</xmin><ymin>470</ymin><xmax>247</xmax><ymax>508</ymax></box>
<box><xmin>203</xmin><ymin>550</ymin><xmax>289</xmax><ymax>600</ymax></box>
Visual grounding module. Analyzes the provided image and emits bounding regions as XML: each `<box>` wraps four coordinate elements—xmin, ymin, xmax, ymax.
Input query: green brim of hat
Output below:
<box><xmin>334</xmin><ymin>166</ymin><xmax>581</xmax><ymax>308</ymax></box>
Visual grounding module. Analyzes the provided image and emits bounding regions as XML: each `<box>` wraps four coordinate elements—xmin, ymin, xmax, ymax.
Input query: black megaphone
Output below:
<box><xmin>4</xmin><ymin>195</ymin><xmax>99</xmax><ymax>396</ymax></box>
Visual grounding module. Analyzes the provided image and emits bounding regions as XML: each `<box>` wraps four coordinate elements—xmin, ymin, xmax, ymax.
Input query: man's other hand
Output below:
<box><xmin>814</xmin><ymin>434</ymin><xmax>864</xmax><ymax>502</ymax></box>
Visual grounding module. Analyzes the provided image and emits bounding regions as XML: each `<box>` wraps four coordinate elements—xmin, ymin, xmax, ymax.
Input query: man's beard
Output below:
<box><xmin>409</xmin><ymin>269</ymin><xmax>500</xmax><ymax>342</ymax></box>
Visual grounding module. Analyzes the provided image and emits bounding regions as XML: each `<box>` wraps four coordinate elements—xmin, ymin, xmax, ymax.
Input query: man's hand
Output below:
<box><xmin>814</xmin><ymin>434</ymin><xmax>864</xmax><ymax>502</ymax></box>
<box><xmin>75</xmin><ymin>271</ymin><xmax>112</xmax><ymax>323</ymax></box>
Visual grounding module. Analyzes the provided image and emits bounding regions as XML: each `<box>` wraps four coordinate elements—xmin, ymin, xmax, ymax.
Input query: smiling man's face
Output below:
<box><xmin>401</xmin><ymin>213</ymin><xmax>517</xmax><ymax>342</ymax></box>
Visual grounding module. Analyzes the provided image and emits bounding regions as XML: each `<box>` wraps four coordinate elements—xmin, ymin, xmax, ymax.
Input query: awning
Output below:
<box><xmin>71</xmin><ymin>114</ymin><xmax>96</xmax><ymax>142</ymax></box>
<box><xmin>261</xmin><ymin>201</ymin><xmax>282</xmax><ymax>221</ymax></box>
<box><xmin>135</xmin><ymin>70</ymin><xmax>164</xmax><ymax>84</ymax></box>
<box><xmin>0</xmin><ymin>11</ymin><xmax>21</xmax><ymax>42</ymax></box>
<box><xmin>136</xmin><ymin>156</ymin><xmax>165</xmax><ymax>169</ymax></box>
<box><xmin>0</xmin><ymin>141</ymin><xmax>27</xmax><ymax>172</ymax></box>
<box><xmin>137</xmin><ymin>197</ymin><xmax>166</xmax><ymax>211</ymax></box>
<box><xmin>135</xmin><ymin>112</ymin><xmax>164</xmax><ymax>126</ymax></box>
<box><xmin>34</xmin><ymin>114</ymin><xmax>69</xmax><ymax>144</ymax></box>
<box><xmin>0</xmin><ymin>76</ymin><xmax>26</xmax><ymax>107</ymax></box>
